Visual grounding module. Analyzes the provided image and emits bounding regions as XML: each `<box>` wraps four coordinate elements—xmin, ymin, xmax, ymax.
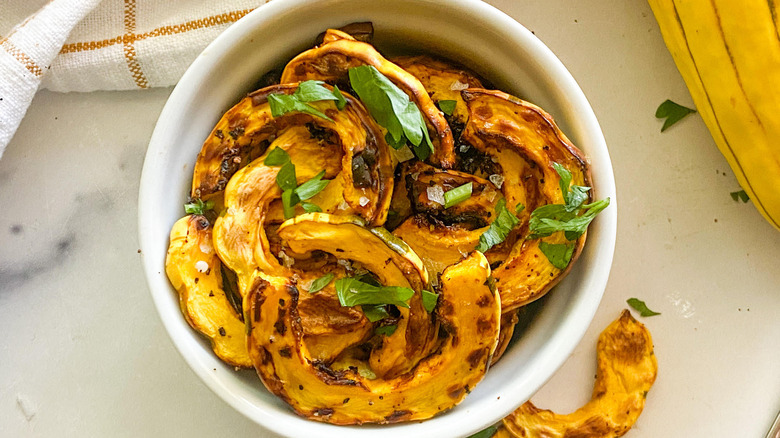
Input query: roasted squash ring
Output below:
<box><xmin>246</xmin><ymin>251</ymin><xmax>500</xmax><ymax>424</ymax></box>
<box><xmin>280</xmin><ymin>30</ymin><xmax>456</xmax><ymax>169</ymax></box>
<box><xmin>497</xmin><ymin>310</ymin><xmax>657</xmax><ymax>438</ymax></box>
<box><xmin>460</xmin><ymin>89</ymin><xmax>593</xmax><ymax>313</ymax></box>
<box><xmin>277</xmin><ymin>213</ymin><xmax>437</xmax><ymax>378</ymax></box>
<box><xmin>165</xmin><ymin>215</ymin><xmax>251</xmax><ymax>367</ymax></box>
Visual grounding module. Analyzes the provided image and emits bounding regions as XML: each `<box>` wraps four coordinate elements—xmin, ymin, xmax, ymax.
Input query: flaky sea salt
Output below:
<box><xmin>278</xmin><ymin>251</ymin><xmax>295</xmax><ymax>267</ymax></box>
<box><xmin>427</xmin><ymin>185</ymin><xmax>445</xmax><ymax>206</ymax></box>
<box><xmin>359</xmin><ymin>196</ymin><xmax>370</xmax><ymax>207</ymax></box>
<box><xmin>337</xmin><ymin>200</ymin><xmax>349</xmax><ymax>210</ymax></box>
<box><xmin>392</xmin><ymin>145</ymin><xmax>415</xmax><ymax>163</ymax></box>
<box><xmin>449</xmin><ymin>79</ymin><xmax>469</xmax><ymax>91</ymax></box>
<box><xmin>195</xmin><ymin>260</ymin><xmax>209</xmax><ymax>273</ymax></box>
<box><xmin>459</xmin><ymin>144</ymin><xmax>470</xmax><ymax>153</ymax></box>
<box><xmin>489</xmin><ymin>174</ymin><xmax>505</xmax><ymax>188</ymax></box>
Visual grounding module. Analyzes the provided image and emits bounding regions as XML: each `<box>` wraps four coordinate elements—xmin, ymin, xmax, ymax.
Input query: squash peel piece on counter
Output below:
<box><xmin>495</xmin><ymin>310</ymin><xmax>658</xmax><ymax>438</ymax></box>
<box><xmin>247</xmin><ymin>250</ymin><xmax>501</xmax><ymax>424</ymax></box>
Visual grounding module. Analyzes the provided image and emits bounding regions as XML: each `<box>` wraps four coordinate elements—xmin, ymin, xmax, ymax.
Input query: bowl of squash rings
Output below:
<box><xmin>138</xmin><ymin>0</ymin><xmax>617</xmax><ymax>436</ymax></box>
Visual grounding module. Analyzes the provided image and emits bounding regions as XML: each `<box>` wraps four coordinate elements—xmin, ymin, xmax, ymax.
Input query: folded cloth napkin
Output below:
<box><xmin>0</xmin><ymin>0</ymin><xmax>270</xmax><ymax>158</ymax></box>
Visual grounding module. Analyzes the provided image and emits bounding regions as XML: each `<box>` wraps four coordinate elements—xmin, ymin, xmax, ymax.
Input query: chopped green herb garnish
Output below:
<box><xmin>333</xmin><ymin>85</ymin><xmax>347</xmax><ymax>110</ymax></box>
<box><xmin>281</xmin><ymin>189</ymin><xmax>299</xmax><ymax>219</ymax></box>
<box><xmin>552</xmin><ymin>162</ymin><xmax>589</xmax><ymax>212</ymax></box>
<box><xmin>362</xmin><ymin>304</ymin><xmax>390</xmax><ymax>322</ymax></box>
<box><xmin>538</xmin><ymin>241</ymin><xmax>575</xmax><ymax>270</ymax></box>
<box><xmin>308</xmin><ymin>273</ymin><xmax>334</xmax><ymax>293</ymax></box>
<box><xmin>335</xmin><ymin>276</ymin><xmax>414</xmax><ymax>309</ymax></box>
<box><xmin>627</xmin><ymin>298</ymin><xmax>661</xmax><ymax>317</ymax></box>
<box><xmin>656</xmin><ymin>99</ymin><xmax>696</xmax><ymax>132</ymax></box>
<box><xmin>348</xmin><ymin>65</ymin><xmax>434</xmax><ymax>160</ymax></box>
<box><xmin>374</xmin><ymin>325</ymin><xmax>397</xmax><ymax>336</ymax></box>
<box><xmin>444</xmin><ymin>182</ymin><xmax>472</xmax><ymax>209</ymax></box>
<box><xmin>529</xmin><ymin>198</ymin><xmax>610</xmax><ymax>241</ymax></box>
<box><xmin>268</xmin><ymin>93</ymin><xmax>332</xmax><ymax>121</ymax></box>
<box><xmin>184</xmin><ymin>198</ymin><xmax>214</xmax><ymax>215</ymax></box>
<box><xmin>421</xmin><ymin>290</ymin><xmax>439</xmax><ymax>313</ymax></box>
<box><xmin>730</xmin><ymin>190</ymin><xmax>749</xmax><ymax>203</ymax></box>
<box><xmin>300</xmin><ymin>201</ymin><xmax>322</xmax><ymax>213</ymax></box>
<box><xmin>516</xmin><ymin>203</ymin><xmax>525</xmax><ymax>214</ymax></box>
<box><xmin>438</xmin><ymin>99</ymin><xmax>457</xmax><ymax>115</ymax></box>
<box><xmin>467</xmin><ymin>425</ymin><xmax>498</xmax><ymax>438</ymax></box>
<box><xmin>276</xmin><ymin>161</ymin><xmax>297</xmax><ymax>191</ymax></box>
<box><xmin>295</xmin><ymin>170</ymin><xmax>329</xmax><ymax>200</ymax></box>
<box><xmin>267</xmin><ymin>80</ymin><xmax>346</xmax><ymax>121</ymax></box>
<box><xmin>263</xmin><ymin>147</ymin><xmax>290</xmax><ymax>166</ymax></box>
<box><xmin>476</xmin><ymin>198</ymin><xmax>520</xmax><ymax>253</ymax></box>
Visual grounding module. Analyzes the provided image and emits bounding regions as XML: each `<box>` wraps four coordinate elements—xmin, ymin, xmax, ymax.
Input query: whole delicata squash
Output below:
<box><xmin>247</xmin><ymin>250</ymin><xmax>500</xmax><ymax>424</ymax></box>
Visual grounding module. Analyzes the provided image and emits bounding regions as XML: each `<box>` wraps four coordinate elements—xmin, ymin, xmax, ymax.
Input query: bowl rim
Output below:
<box><xmin>138</xmin><ymin>0</ymin><xmax>617</xmax><ymax>436</ymax></box>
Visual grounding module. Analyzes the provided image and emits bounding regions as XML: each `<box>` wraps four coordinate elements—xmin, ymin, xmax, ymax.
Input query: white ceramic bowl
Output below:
<box><xmin>138</xmin><ymin>0</ymin><xmax>617</xmax><ymax>436</ymax></box>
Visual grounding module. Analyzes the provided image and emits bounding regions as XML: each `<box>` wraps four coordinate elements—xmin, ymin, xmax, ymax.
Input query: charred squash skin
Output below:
<box><xmin>246</xmin><ymin>251</ymin><xmax>500</xmax><ymax>425</ymax></box>
<box><xmin>461</xmin><ymin>89</ymin><xmax>593</xmax><ymax>313</ymax></box>
<box><xmin>497</xmin><ymin>310</ymin><xmax>657</xmax><ymax>438</ymax></box>
<box><xmin>280</xmin><ymin>30</ymin><xmax>456</xmax><ymax>169</ymax></box>
<box><xmin>165</xmin><ymin>215</ymin><xmax>251</xmax><ymax>367</ymax></box>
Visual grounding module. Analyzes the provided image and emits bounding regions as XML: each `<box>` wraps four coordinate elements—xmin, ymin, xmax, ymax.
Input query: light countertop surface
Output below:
<box><xmin>1</xmin><ymin>0</ymin><xmax>779</xmax><ymax>437</ymax></box>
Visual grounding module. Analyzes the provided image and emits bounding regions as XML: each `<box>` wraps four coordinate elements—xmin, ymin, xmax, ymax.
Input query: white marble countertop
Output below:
<box><xmin>2</xmin><ymin>1</ymin><xmax>779</xmax><ymax>437</ymax></box>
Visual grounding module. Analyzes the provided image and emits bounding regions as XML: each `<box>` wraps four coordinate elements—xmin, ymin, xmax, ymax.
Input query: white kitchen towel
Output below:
<box><xmin>0</xmin><ymin>0</ymin><xmax>271</xmax><ymax>158</ymax></box>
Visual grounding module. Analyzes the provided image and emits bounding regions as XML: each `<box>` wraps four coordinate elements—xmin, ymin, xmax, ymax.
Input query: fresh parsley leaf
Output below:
<box><xmin>374</xmin><ymin>325</ymin><xmax>397</xmax><ymax>336</ymax></box>
<box><xmin>268</xmin><ymin>93</ymin><xmax>333</xmax><ymax>121</ymax></box>
<box><xmin>528</xmin><ymin>198</ymin><xmax>610</xmax><ymax>240</ymax></box>
<box><xmin>627</xmin><ymin>298</ymin><xmax>661</xmax><ymax>317</ymax></box>
<box><xmin>438</xmin><ymin>99</ymin><xmax>457</xmax><ymax>115</ymax></box>
<box><xmin>515</xmin><ymin>203</ymin><xmax>525</xmax><ymax>214</ymax></box>
<box><xmin>293</xmin><ymin>80</ymin><xmax>340</xmax><ymax>103</ymax></box>
<box><xmin>730</xmin><ymin>190</ymin><xmax>749</xmax><ymax>203</ymax></box>
<box><xmin>385</xmin><ymin>132</ymin><xmax>407</xmax><ymax>149</ymax></box>
<box><xmin>444</xmin><ymin>182</ymin><xmax>472</xmax><ymax>209</ymax></box>
<box><xmin>361</xmin><ymin>304</ymin><xmax>390</xmax><ymax>322</ymax></box>
<box><xmin>300</xmin><ymin>201</ymin><xmax>322</xmax><ymax>213</ymax></box>
<box><xmin>348</xmin><ymin>65</ymin><xmax>434</xmax><ymax>160</ymax></box>
<box><xmin>656</xmin><ymin>99</ymin><xmax>696</xmax><ymax>132</ymax></box>
<box><xmin>467</xmin><ymin>426</ymin><xmax>498</xmax><ymax>438</ymax></box>
<box><xmin>308</xmin><ymin>273</ymin><xmax>334</xmax><ymax>293</ymax></box>
<box><xmin>264</xmin><ymin>147</ymin><xmax>290</xmax><ymax>166</ymax></box>
<box><xmin>333</xmin><ymin>85</ymin><xmax>347</xmax><ymax>110</ymax></box>
<box><xmin>476</xmin><ymin>199</ymin><xmax>520</xmax><ymax>252</ymax></box>
<box><xmin>276</xmin><ymin>161</ymin><xmax>297</xmax><ymax>191</ymax></box>
<box><xmin>281</xmin><ymin>189</ymin><xmax>299</xmax><ymax>219</ymax></box>
<box><xmin>552</xmin><ymin>162</ymin><xmax>589</xmax><ymax>212</ymax></box>
<box><xmin>538</xmin><ymin>241</ymin><xmax>575</xmax><ymax>269</ymax></box>
<box><xmin>295</xmin><ymin>170</ymin><xmax>329</xmax><ymax>200</ymax></box>
<box><xmin>421</xmin><ymin>290</ymin><xmax>439</xmax><ymax>313</ymax></box>
<box><xmin>335</xmin><ymin>277</ymin><xmax>415</xmax><ymax>308</ymax></box>
<box><xmin>184</xmin><ymin>199</ymin><xmax>214</xmax><ymax>215</ymax></box>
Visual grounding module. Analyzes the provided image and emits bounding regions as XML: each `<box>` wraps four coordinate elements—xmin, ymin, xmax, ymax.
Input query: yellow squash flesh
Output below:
<box><xmin>165</xmin><ymin>215</ymin><xmax>251</xmax><ymax>367</ymax></box>
<box><xmin>246</xmin><ymin>251</ymin><xmax>500</xmax><ymax>425</ymax></box>
<box><xmin>649</xmin><ymin>0</ymin><xmax>780</xmax><ymax>231</ymax></box>
<box><xmin>497</xmin><ymin>310</ymin><xmax>657</xmax><ymax>438</ymax></box>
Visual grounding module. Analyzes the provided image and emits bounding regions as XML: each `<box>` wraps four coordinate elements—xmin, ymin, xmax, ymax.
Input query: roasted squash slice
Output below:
<box><xmin>280</xmin><ymin>30</ymin><xmax>456</xmax><ymax>168</ymax></box>
<box><xmin>246</xmin><ymin>251</ymin><xmax>500</xmax><ymax>424</ymax></box>
<box><xmin>498</xmin><ymin>310</ymin><xmax>657</xmax><ymax>438</ymax></box>
<box><xmin>212</xmin><ymin>87</ymin><xmax>394</xmax><ymax>292</ymax></box>
<box><xmin>461</xmin><ymin>89</ymin><xmax>592</xmax><ymax>313</ymax></box>
<box><xmin>277</xmin><ymin>213</ymin><xmax>436</xmax><ymax>378</ymax></box>
<box><xmin>165</xmin><ymin>215</ymin><xmax>251</xmax><ymax>367</ymax></box>
<box><xmin>391</xmin><ymin>55</ymin><xmax>484</xmax><ymax>129</ymax></box>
